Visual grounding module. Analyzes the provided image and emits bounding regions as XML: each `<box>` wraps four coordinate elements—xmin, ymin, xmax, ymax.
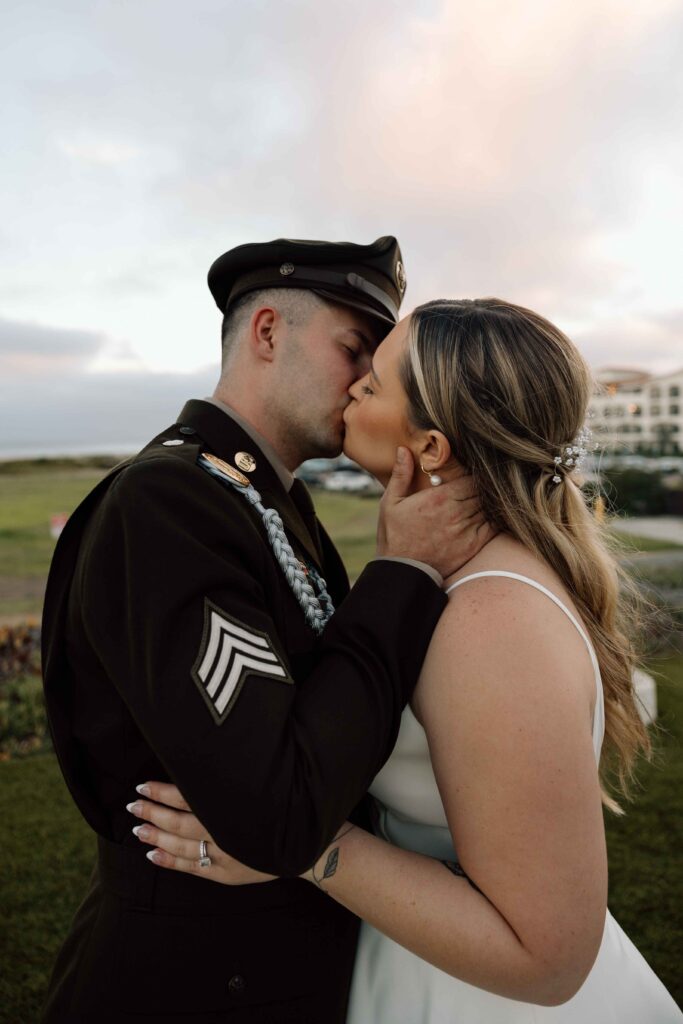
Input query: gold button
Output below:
<box><xmin>235</xmin><ymin>451</ymin><xmax>257</xmax><ymax>473</ymax></box>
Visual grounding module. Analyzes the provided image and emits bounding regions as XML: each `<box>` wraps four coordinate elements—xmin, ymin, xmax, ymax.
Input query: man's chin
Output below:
<box><xmin>311</xmin><ymin>432</ymin><xmax>344</xmax><ymax>461</ymax></box>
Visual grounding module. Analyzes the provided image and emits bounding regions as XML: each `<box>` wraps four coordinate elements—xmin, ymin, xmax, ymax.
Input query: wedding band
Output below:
<box><xmin>198</xmin><ymin>839</ymin><xmax>211</xmax><ymax>868</ymax></box>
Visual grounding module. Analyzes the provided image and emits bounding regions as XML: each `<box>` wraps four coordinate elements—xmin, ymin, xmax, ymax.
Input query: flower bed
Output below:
<box><xmin>0</xmin><ymin>622</ymin><xmax>49</xmax><ymax>758</ymax></box>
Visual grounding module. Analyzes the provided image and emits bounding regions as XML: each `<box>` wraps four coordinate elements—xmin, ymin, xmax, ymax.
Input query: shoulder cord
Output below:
<box><xmin>198</xmin><ymin>455</ymin><xmax>335</xmax><ymax>635</ymax></box>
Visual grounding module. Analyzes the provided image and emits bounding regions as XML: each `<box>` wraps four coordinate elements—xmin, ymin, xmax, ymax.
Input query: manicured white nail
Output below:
<box><xmin>146</xmin><ymin>850</ymin><xmax>160</xmax><ymax>864</ymax></box>
<box><xmin>126</xmin><ymin>801</ymin><xmax>141</xmax><ymax>815</ymax></box>
<box><xmin>136</xmin><ymin>784</ymin><xmax>151</xmax><ymax>797</ymax></box>
<box><xmin>132</xmin><ymin>825</ymin><xmax>144</xmax><ymax>837</ymax></box>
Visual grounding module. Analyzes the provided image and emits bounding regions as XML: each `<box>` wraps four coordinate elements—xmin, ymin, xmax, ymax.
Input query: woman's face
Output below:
<box><xmin>343</xmin><ymin>316</ymin><xmax>418</xmax><ymax>486</ymax></box>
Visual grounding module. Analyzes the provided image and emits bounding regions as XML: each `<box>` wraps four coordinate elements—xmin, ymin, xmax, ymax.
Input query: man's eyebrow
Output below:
<box><xmin>346</xmin><ymin>327</ymin><xmax>374</xmax><ymax>348</ymax></box>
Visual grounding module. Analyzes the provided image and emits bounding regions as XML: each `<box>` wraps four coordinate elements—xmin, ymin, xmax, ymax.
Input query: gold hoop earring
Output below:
<box><xmin>420</xmin><ymin>462</ymin><xmax>442</xmax><ymax>487</ymax></box>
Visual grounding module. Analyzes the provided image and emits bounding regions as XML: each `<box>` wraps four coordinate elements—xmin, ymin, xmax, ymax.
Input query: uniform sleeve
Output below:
<box><xmin>81</xmin><ymin>459</ymin><xmax>446</xmax><ymax>875</ymax></box>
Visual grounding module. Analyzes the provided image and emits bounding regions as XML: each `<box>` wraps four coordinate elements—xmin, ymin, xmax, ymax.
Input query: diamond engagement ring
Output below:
<box><xmin>198</xmin><ymin>839</ymin><xmax>212</xmax><ymax>868</ymax></box>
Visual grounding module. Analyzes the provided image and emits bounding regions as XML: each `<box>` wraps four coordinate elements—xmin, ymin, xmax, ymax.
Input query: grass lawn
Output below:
<box><xmin>0</xmin><ymin>470</ymin><xmax>382</xmax><ymax>618</ymax></box>
<box><xmin>611</xmin><ymin>531</ymin><xmax>683</xmax><ymax>553</ymax></box>
<box><xmin>1</xmin><ymin>655</ymin><xmax>681</xmax><ymax>1019</ymax></box>
<box><xmin>0</xmin><ymin>469</ymin><xmax>107</xmax><ymax>618</ymax></box>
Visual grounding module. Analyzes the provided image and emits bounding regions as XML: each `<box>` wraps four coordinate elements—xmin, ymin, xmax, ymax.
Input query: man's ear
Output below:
<box><xmin>415</xmin><ymin>429</ymin><xmax>453</xmax><ymax>472</ymax></box>
<box><xmin>249</xmin><ymin>307</ymin><xmax>278</xmax><ymax>363</ymax></box>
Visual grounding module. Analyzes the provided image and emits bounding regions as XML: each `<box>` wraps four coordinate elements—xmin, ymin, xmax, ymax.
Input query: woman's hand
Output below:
<box><xmin>126</xmin><ymin>780</ymin><xmax>277</xmax><ymax>885</ymax></box>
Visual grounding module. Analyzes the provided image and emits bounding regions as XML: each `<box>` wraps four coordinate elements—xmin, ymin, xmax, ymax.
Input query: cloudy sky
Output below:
<box><xmin>1</xmin><ymin>0</ymin><xmax>681</xmax><ymax>456</ymax></box>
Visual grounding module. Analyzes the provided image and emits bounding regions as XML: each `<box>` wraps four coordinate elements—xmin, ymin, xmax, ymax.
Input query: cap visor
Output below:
<box><xmin>312</xmin><ymin>289</ymin><xmax>397</xmax><ymax>335</ymax></box>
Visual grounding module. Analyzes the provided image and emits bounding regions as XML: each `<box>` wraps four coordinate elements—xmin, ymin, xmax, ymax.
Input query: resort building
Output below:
<box><xmin>589</xmin><ymin>367</ymin><xmax>683</xmax><ymax>454</ymax></box>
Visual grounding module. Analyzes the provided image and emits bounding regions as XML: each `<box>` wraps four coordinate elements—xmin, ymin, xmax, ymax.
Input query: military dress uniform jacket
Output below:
<box><xmin>41</xmin><ymin>399</ymin><xmax>446</xmax><ymax>1023</ymax></box>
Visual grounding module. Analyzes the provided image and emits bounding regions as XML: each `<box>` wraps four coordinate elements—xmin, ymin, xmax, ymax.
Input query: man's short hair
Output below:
<box><xmin>220</xmin><ymin>288</ymin><xmax>327</xmax><ymax>367</ymax></box>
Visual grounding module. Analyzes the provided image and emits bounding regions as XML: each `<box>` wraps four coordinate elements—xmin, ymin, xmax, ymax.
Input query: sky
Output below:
<box><xmin>1</xmin><ymin>0</ymin><xmax>681</xmax><ymax>456</ymax></box>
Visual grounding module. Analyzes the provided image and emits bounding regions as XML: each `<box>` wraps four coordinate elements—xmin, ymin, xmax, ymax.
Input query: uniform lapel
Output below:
<box><xmin>177</xmin><ymin>400</ymin><xmax>323</xmax><ymax>570</ymax></box>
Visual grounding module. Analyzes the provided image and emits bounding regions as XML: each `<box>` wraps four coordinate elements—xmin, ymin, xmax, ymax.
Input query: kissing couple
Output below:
<box><xmin>42</xmin><ymin>236</ymin><xmax>681</xmax><ymax>1022</ymax></box>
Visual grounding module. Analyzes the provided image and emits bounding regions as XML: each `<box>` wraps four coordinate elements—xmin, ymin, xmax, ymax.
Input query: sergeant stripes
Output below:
<box><xmin>192</xmin><ymin>602</ymin><xmax>292</xmax><ymax>724</ymax></box>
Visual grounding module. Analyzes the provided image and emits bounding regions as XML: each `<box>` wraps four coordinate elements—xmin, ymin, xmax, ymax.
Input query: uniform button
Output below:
<box><xmin>179</xmin><ymin>426</ymin><xmax>196</xmax><ymax>435</ymax></box>
<box><xmin>228</xmin><ymin>974</ymin><xmax>246</xmax><ymax>994</ymax></box>
<box><xmin>162</xmin><ymin>439</ymin><xmax>184</xmax><ymax>446</ymax></box>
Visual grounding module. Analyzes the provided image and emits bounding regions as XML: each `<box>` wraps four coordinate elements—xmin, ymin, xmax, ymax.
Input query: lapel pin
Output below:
<box><xmin>202</xmin><ymin>453</ymin><xmax>250</xmax><ymax>487</ymax></box>
<box><xmin>235</xmin><ymin>451</ymin><xmax>257</xmax><ymax>473</ymax></box>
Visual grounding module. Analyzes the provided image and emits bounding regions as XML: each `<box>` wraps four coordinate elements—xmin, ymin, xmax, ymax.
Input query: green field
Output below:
<box><xmin>0</xmin><ymin>466</ymin><xmax>382</xmax><ymax>618</ymax></box>
<box><xmin>0</xmin><ymin>463</ymin><xmax>680</xmax><ymax>620</ymax></box>
<box><xmin>0</xmin><ymin>468</ymin><xmax>106</xmax><ymax>617</ymax></box>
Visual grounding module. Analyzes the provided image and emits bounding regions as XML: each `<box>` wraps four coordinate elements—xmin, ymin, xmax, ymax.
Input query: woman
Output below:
<box><xmin>129</xmin><ymin>299</ymin><xmax>681</xmax><ymax>1020</ymax></box>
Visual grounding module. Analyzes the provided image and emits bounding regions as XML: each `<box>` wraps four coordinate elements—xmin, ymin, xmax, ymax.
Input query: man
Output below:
<box><xmin>41</xmin><ymin>236</ymin><xmax>488</xmax><ymax>1022</ymax></box>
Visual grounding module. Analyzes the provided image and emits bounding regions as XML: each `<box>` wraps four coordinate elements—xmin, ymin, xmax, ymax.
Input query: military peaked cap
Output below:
<box><xmin>208</xmin><ymin>236</ymin><xmax>407</xmax><ymax>331</ymax></box>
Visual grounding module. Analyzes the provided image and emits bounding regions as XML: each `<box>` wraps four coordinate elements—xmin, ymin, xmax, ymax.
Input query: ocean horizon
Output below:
<box><xmin>0</xmin><ymin>442</ymin><xmax>143</xmax><ymax>462</ymax></box>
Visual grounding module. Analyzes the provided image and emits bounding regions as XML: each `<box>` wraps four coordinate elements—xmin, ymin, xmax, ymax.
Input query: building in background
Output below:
<box><xmin>590</xmin><ymin>368</ymin><xmax>683</xmax><ymax>455</ymax></box>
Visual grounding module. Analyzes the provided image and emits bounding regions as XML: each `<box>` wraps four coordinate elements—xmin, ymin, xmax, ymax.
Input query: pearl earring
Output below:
<box><xmin>420</xmin><ymin>462</ymin><xmax>442</xmax><ymax>487</ymax></box>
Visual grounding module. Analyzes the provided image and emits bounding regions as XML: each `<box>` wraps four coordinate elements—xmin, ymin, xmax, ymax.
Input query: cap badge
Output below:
<box><xmin>202</xmin><ymin>452</ymin><xmax>250</xmax><ymax>487</ymax></box>
<box><xmin>396</xmin><ymin>260</ymin><xmax>407</xmax><ymax>295</ymax></box>
<box><xmin>234</xmin><ymin>451</ymin><xmax>257</xmax><ymax>473</ymax></box>
<box><xmin>279</xmin><ymin>262</ymin><xmax>295</xmax><ymax>276</ymax></box>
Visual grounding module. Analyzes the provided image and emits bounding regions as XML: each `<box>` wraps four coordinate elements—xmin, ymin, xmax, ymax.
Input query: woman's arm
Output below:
<box><xmin>303</xmin><ymin>575</ymin><xmax>608</xmax><ymax>1006</ymax></box>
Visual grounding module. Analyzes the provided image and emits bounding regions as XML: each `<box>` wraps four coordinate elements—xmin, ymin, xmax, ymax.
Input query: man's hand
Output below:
<box><xmin>376</xmin><ymin>448</ymin><xmax>496</xmax><ymax>579</ymax></box>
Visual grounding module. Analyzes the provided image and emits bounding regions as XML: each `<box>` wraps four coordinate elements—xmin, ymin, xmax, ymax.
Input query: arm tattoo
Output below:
<box><xmin>312</xmin><ymin>824</ymin><xmax>356</xmax><ymax>891</ymax></box>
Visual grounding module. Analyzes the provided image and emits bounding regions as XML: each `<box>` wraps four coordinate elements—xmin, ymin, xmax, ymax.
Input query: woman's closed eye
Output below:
<box><xmin>360</xmin><ymin>384</ymin><xmax>374</xmax><ymax>396</ymax></box>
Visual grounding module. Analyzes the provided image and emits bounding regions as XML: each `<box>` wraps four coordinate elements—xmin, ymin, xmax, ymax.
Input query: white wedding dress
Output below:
<box><xmin>347</xmin><ymin>572</ymin><xmax>682</xmax><ymax>1024</ymax></box>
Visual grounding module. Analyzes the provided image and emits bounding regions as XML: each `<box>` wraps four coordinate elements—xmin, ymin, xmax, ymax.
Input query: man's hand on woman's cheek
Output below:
<box><xmin>377</xmin><ymin>447</ymin><xmax>497</xmax><ymax>579</ymax></box>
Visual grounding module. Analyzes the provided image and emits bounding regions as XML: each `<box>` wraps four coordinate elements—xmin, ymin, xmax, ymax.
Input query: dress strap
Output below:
<box><xmin>446</xmin><ymin>571</ymin><xmax>605</xmax><ymax>759</ymax></box>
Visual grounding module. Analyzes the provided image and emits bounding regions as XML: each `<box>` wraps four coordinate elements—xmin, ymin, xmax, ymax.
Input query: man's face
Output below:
<box><xmin>275</xmin><ymin>301</ymin><xmax>383</xmax><ymax>461</ymax></box>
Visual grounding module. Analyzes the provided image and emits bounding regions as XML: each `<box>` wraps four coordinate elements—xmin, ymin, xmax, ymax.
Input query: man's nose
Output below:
<box><xmin>348</xmin><ymin>376</ymin><xmax>365</xmax><ymax>400</ymax></box>
<box><xmin>356</xmin><ymin>350</ymin><xmax>372</xmax><ymax>377</ymax></box>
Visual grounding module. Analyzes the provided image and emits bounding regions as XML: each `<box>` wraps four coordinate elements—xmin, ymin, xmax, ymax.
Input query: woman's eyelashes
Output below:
<box><xmin>360</xmin><ymin>383</ymin><xmax>374</xmax><ymax>396</ymax></box>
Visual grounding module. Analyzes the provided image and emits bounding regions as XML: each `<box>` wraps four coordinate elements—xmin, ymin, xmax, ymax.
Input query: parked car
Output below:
<box><xmin>296</xmin><ymin>459</ymin><xmax>335</xmax><ymax>485</ymax></box>
<box><xmin>323</xmin><ymin>471</ymin><xmax>379</xmax><ymax>494</ymax></box>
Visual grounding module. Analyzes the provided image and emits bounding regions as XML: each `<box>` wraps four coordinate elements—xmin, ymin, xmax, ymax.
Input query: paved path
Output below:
<box><xmin>611</xmin><ymin>516</ymin><xmax>683</xmax><ymax>546</ymax></box>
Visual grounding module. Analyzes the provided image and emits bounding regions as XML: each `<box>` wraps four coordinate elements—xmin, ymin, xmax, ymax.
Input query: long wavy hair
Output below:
<box><xmin>403</xmin><ymin>298</ymin><xmax>651</xmax><ymax>811</ymax></box>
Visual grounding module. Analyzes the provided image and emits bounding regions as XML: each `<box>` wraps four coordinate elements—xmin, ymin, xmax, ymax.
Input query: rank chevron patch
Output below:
<box><xmin>192</xmin><ymin>600</ymin><xmax>293</xmax><ymax>724</ymax></box>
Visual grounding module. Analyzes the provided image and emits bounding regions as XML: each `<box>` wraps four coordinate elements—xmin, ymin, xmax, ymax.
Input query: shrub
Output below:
<box><xmin>0</xmin><ymin>622</ymin><xmax>41</xmax><ymax>681</ymax></box>
<box><xmin>600</xmin><ymin>469</ymin><xmax>669</xmax><ymax>516</ymax></box>
<box><xmin>0</xmin><ymin>623</ymin><xmax>49</xmax><ymax>758</ymax></box>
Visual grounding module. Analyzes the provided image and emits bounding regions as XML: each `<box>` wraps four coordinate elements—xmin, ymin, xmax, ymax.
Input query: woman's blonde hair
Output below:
<box><xmin>403</xmin><ymin>298</ymin><xmax>651</xmax><ymax>811</ymax></box>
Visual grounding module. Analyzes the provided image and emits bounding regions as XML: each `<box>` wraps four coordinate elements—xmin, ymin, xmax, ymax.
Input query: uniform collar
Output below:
<box><xmin>176</xmin><ymin>399</ymin><xmax>321</xmax><ymax>569</ymax></box>
<box><xmin>202</xmin><ymin>397</ymin><xmax>294</xmax><ymax>492</ymax></box>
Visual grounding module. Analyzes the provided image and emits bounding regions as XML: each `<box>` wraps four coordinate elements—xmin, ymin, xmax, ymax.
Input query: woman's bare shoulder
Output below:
<box><xmin>412</xmin><ymin>534</ymin><xmax>595</xmax><ymax>721</ymax></box>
